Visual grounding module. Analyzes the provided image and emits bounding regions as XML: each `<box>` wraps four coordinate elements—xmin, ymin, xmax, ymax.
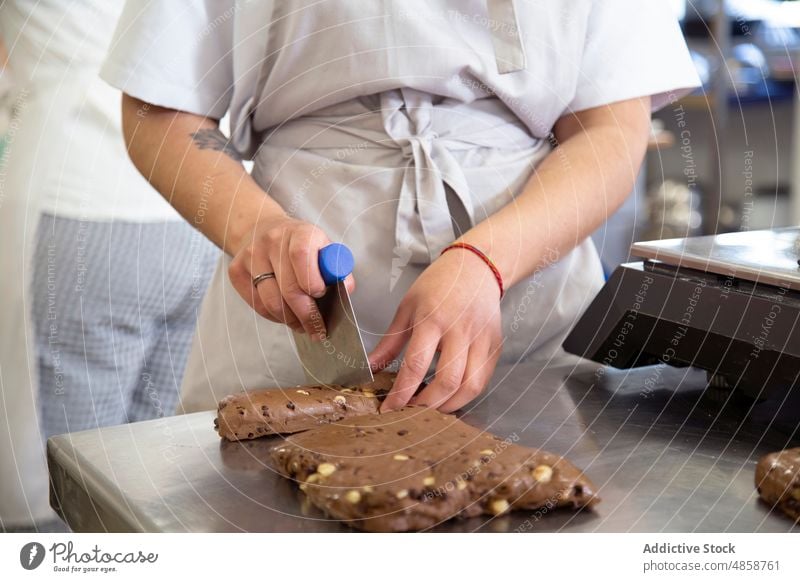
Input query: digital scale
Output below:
<box><xmin>564</xmin><ymin>227</ymin><xmax>800</xmax><ymax>400</ymax></box>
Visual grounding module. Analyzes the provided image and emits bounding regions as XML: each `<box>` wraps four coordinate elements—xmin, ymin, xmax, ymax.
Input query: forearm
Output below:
<box><xmin>121</xmin><ymin>95</ymin><xmax>286</xmax><ymax>254</ymax></box>
<box><xmin>460</xmin><ymin>96</ymin><xmax>651</xmax><ymax>288</ymax></box>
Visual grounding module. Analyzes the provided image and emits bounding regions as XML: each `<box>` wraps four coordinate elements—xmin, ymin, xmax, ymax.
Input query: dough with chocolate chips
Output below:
<box><xmin>214</xmin><ymin>372</ymin><xmax>396</xmax><ymax>441</ymax></box>
<box><xmin>756</xmin><ymin>447</ymin><xmax>800</xmax><ymax>522</ymax></box>
<box><xmin>215</xmin><ymin>372</ymin><xmax>395</xmax><ymax>441</ymax></box>
<box><xmin>270</xmin><ymin>406</ymin><xmax>599</xmax><ymax>532</ymax></box>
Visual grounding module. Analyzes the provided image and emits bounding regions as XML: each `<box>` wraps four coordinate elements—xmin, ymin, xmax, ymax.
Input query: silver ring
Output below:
<box><xmin>252</xmin><ymin>272</ymin><xmax>276</xmax><ymax>287</ymax></box>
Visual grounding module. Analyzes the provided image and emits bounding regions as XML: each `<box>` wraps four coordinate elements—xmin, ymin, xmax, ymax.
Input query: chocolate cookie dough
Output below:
<box><xmin>270</xmin><ymin>406</ymin><xmax>599</xmax><ymax>532</ymax></box>
<box><xmin>756</xmin><ymin>447</ymin><xmax>800</xmax><ymax>523</ymax></box>
<box><xmin>215</xmin><ymin>372</ymin><xmax>395</xmax><ymax>441</ymax></box>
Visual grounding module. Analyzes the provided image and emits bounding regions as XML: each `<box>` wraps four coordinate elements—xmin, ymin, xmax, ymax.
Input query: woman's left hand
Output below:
<box><xmin>369</xmin><ymin>247</ymin><xmax>504</xmax><ymax>413</ymax></box>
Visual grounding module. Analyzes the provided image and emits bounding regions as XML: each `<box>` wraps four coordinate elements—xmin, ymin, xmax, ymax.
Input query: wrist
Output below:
<box><xmin>440</xmin><ymin>242</ymin><xmax>504</xmax><ymax>300</ymax></box>
<box><xmin>227</xmin><ymin>198</ymin><xmax>289</xmax><ymax>256</ymax></box>
<box><xmin>456</xmin><ymin>227</ymin><xmax>544</xmax><ymax>289</ymax></box>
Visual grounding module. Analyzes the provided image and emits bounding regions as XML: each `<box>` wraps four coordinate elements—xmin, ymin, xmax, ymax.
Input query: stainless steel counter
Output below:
<box><xmin>48</xmin><ymin>357</ymin><xmax>800</xmax><ymax>532</ymax></box>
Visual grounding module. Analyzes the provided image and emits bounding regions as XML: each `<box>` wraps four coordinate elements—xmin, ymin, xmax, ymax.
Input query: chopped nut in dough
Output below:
<box><xmin>532</xmin><ymin>465</ymin><xmax>553</xmax><ymax>483</ymax></box>
<box><xmin>489</xmin><ymin>499</ymin><xmax>510</xmax><ymax>515</ymax></box>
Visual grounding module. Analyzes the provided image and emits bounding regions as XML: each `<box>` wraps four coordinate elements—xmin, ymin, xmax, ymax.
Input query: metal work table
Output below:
<box><xmin>48</xmin><ymin>357</ymin><xmax>800</xmax><ymax>532</ymax></box>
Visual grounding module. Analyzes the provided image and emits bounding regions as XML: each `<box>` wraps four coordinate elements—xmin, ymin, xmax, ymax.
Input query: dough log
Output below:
<box><xmin>756</xmin><ymin>447</ymin><xmax>800</xmax><ymax>523</ymax></box>
<box><xmin>215</xmin><ymin>372</ymin><xmax>395</xmax><ymax>441</ymax></box>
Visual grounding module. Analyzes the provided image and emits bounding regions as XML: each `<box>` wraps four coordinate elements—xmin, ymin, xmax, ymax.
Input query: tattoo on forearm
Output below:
<box><xmin>190</xmin><ymin>128</ymin><xmax>242</xmax><ymax>161</ymax></box>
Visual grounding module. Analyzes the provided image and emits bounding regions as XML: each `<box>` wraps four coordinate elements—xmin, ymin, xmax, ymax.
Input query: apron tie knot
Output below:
<box><xmin>399</xmin><ymin>132</ymin><xmax>438</xmax><ymax>159</ymax></box>
<box><xmin>261</xmin><ymin>88</ymin><xmax>544</xmax><ymax>264</ymax></box>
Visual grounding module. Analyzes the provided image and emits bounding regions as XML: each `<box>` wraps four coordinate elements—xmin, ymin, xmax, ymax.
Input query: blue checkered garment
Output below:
<box><xmin>31</xmin><ymin>213</ymin><xmax>219</xmax><ymax>438</ymax></box>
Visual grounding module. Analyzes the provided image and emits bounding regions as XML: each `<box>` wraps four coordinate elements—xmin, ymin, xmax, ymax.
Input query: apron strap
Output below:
<box><xmin>395</xmin><ymin>136</ymin><xmax>476</xmax><ymax>263</ymax></box>
<box><xmin>486</xmin><ymin>0</ymin><xmax>526</xmax><ymax>74</ymax></box>
<box><xmin>385</xmin><ymin>89</ymin><xmax>477</xmax><ymax>263</ymax></box>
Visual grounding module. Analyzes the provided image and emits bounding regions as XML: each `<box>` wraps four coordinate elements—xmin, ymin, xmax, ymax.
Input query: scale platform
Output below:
<box><xmin>564</xmin><ymin>228</ymin><xmax>800</xmax><ymax>399</ymax></box>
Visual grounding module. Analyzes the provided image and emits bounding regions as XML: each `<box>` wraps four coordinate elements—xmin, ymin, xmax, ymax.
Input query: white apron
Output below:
<box><xmin>179</xmin><ymin>90</ymin><xmax>604</xmax><ymax>412</ymax></box>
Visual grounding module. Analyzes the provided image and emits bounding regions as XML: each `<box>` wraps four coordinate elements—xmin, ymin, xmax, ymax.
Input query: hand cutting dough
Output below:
<box><xmin>215</xmin><ymin>372</ymin><xmax>396</xmax><ymax>440</ymax></box>
<box><xmin>756</xmin><ymin>448</ymin><xmax>800</xmax><ymax>523</ymax></box>
<box><xmin>270</xmin><ymin>406</ymin><xmax>599</xmax><ymax>532</ymax></box>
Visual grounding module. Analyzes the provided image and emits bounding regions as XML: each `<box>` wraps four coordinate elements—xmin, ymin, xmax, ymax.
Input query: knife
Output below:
<box><xmin>293</xmin><ymin>243</ymin><xmax>374</xmax><ymax>386</ymax></box>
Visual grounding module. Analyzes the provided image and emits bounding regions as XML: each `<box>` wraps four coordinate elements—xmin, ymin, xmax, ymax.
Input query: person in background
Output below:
<box><xmin>0</xmin><ymin>1</ymin><xmax>217</xmax><ymax>531</ymax></box>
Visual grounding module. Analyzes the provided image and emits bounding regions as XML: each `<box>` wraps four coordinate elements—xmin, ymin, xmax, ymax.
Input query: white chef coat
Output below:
<box><xmin>102</xmin><ymin>0</ymin><xmax>701</xmax><ymax>411</ymax></box>
<box><xmin>0</xmin><ymin>0</ymin><xmax>180</xmax><ymax>221</ymax></box>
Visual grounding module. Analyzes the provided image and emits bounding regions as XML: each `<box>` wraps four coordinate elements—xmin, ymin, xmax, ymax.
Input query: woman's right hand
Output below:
<box><xmin>227</xmin><ymin>216</ymin><xmax>354</xmax><ymax>339</ymax></box>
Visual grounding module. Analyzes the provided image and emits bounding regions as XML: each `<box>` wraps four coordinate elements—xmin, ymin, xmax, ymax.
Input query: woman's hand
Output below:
<box><xmin>227</xmin><ymin>216</ymin><xmax>354</xmax><ymax>339</ymax></box>
<box><xmin>370</xmin><ymin>248</ymin><xmax>503</xmax><ymax>413</ymax></box>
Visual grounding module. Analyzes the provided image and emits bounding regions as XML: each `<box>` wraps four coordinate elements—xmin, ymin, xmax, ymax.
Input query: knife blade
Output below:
<box><xmin>293</xmin><ymin>243</ymin><xmax>374</xmax><ymax>386</ymax></box>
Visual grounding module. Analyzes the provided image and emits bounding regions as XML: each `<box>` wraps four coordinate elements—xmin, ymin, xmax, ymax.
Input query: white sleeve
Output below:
<box><xmin>568</xmin><ymin>0</ymin><xmax>701</xmax><ymax>113</ymax></box>
<box><xmin>100</xmin><ymin>0</ymin><xmax>234</xmax><ymax>119</ymax></box>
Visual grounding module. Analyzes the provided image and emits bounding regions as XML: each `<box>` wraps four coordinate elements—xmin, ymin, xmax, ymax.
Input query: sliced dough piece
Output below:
<box><xmin>215</xmin><ymin>372</ymin><xmax>395</xmax><ymax>441</ymax></box>
<box><xmin>270</xmin><ymin>406</ymin><xmax>599</xmax><ymax>532</ymax></box>
<box><xmin>756</xmin><ymin>447</ymin><xmax>800</xmax><ymax>522</ymax></box>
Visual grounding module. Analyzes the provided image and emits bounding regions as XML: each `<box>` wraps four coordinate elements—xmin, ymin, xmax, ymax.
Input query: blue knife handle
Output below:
<box><xmin>318</xmin><ymin>243</ymin><xmax>354</xmax><ymax>286</ymax></box>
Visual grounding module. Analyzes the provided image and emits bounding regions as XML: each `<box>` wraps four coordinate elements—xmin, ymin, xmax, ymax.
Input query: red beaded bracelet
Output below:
<box><xmin>440</xmin><ymin>242</ymin><xmax>505</xmax><ymax>299</ymax></box>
